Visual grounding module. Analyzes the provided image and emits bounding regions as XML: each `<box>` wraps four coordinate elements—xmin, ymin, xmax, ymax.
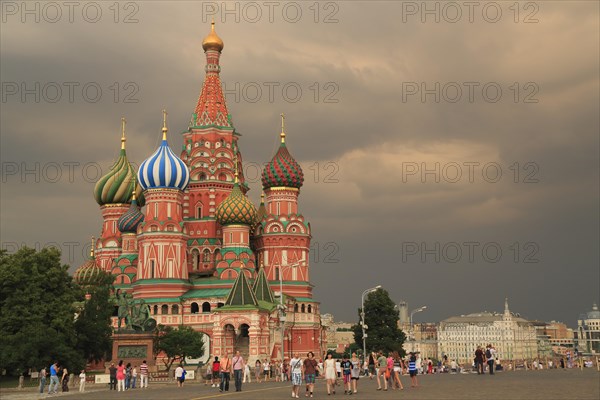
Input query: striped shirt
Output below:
<box><xmin>408</xmin><ymin>359</ymin><xmax>417</xmax><ymax>371</ymax></box>
<box><xmin>140</xmin><ymin>363</ymin><xmax>149</xmax><ymax>376</ymax></box>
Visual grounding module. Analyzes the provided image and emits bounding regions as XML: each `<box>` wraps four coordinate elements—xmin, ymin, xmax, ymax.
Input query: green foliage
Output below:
<box><xmin>154</xmin><ymin>325</ymin><xmax>204</xmax><ymax>371</ymax></box>
<box><xmin>74</xmin><ymin>272</ymin><xmax>115</xmax><ymax>363</ymax></box>
<box><xmin>0</xmin><ymin>248</ymin><xmax>84</xmax><ymax>376</ymax></box>
<box><xmin>352</xmin><ymin>288</ymin><xmax>406</xmax><ymax>356</ymax></box>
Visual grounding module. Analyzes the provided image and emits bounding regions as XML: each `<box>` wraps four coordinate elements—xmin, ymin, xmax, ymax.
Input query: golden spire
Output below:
<box><xmin>233</xmin><ymin>153</ymin><xmax>239</xmax><ymax>183</ymax></box>
<box><xmin>202</xmin><ymin>18</ymin><xmax>224</xmax><ymax>52</ymax></box>
<box><xmin>120</xmin><ymin>117</ymin><xmax>126</xmax><ymax>150</ymax></box>
<box><xmin>260</xmin><ymin>191</ymin><xmax>265</xmax><ymax>203</ymax></box>
<box><xmin>280</xmin><ymin>113</ymin><xmax>286</xmax><ymax>143</ymax></box>
<box><xmin>90</xmin><ymin>236</ymin><xmax>95</xmax><ymax>258</ymax></box>
<box><xmin>162</xmin><ymin>109</ymin><xmax>168</xmax><ymax>140</ymax></box>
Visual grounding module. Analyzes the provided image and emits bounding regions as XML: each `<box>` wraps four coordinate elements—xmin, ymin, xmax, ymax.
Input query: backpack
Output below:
<box><xmin>485</xmin><ymin>349</ymin><xmax>491</xmax><ymax>358</ymax></box>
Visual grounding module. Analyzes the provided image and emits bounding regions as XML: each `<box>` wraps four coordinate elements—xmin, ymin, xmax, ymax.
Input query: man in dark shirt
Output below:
<box><xmin>109</xmin><ymin>363</ymin><xmax>117</xmax><ymax>390</ymax></box>
<box><xmin>341</xmin><ymin>356</ymin><xmax>353</xmax><ymax>395</ymax></box>
<box><xmin>303</xmin><ymin>352</ymin><xmax>319</xmax><ymax>398</ymax></box>
<box><xmin>475</xmin><ymin>347</ymin><xmax>484</xmax><ymax>374</ymax></box>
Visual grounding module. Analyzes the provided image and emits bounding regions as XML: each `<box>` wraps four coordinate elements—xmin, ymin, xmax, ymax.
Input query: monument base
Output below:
<box><xmin>112</xmin><ymin>332</ymin><xmax>155</xmax><ymax>366</ymax></box>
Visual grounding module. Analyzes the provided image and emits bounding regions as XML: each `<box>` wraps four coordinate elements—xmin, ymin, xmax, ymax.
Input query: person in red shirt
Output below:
<box><xmin>116</xmin><ymin>360</ymin><xmax>126</xmax><ymax>392</ymax></box>
<box><xmin>211</xmin><ymin>356</ymin><xmax>221</xmax><ymax>387</ymax></box>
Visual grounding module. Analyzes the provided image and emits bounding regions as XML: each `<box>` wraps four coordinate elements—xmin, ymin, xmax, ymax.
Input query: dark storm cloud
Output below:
<box><xmin>1</xmin><ymin>1</ymin><xmax>598</xmax><ymax>327</ymax></box>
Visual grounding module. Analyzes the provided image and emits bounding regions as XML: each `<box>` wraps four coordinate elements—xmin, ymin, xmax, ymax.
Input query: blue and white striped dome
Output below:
<box><xmin>138</xmin><ymin>138</ymin><xmax>190</xmax><ymax>191</ymax></box>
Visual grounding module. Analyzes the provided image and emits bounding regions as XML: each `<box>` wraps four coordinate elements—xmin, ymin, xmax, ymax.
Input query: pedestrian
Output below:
<box><xmin>368</xmin><ymin>352</ymin><xmax>376</xmax><ymax>379</ymax></box>
<box><xmin>386</xmin><ymin>353</ymin><xmax>394</xmax><ymax>388</ymax></box>
<box><xmin>274</xmin><ymin>361</ymin><xmax>281</xmax><ymax>382</ymax></box>
<box><xmin>131</xmin><ymin>365</ymin><xmax>137</xmax><ymax>389</ymax></box>
<box><xmin>117</xmin><ymin>360</ymin><xmax>126</xmax><ymax>391</ymax></box>
<box><xmin>450</xmin><ymin>359</ymin><xmax>458</xmax><ymax>373</ymax></box>
<box><xmin>255</xmin><ymin>359</ymin><xmax>262</xmax><ymax>383</ymax></box>
<box><xmin>486</xmin><ymin>344</ymin><xmax>496</xmax><ymax>375</ymax></box>
<box><xmin>181</xmin><ymin>366</ymin><xmax>187</xmax><ymax>386</ymax></box>
<box><xmin>290</xmin><ymin>352</ymin><xmax>303</xmax><ymax>399</ymax></box>
<box><xmin>475</xmin><ymin>346</ymin><xmax>484</xmax><ymax>374</ymax></box>
<box><xmin>205</xmin><ymin>360</ymin><xmax>213</xmax><ymax>385</ymax></box>
<box><xmin>560</xmin><ymin>358</ymin><xmax>565</xmax><ymax>368</ymax></box>
<box><xmin>139</xmin><ymin>360</ymin><xmax>149</xmax><ymax>389</ymax></box>
<box><xmin>79</xmin><ymin>370</ymin><xmax>86</xmax><ymax>392</ymax></box>
<box><xmin>175</xmin><ymin>364</ymin><xmax>184</xmax><ymax>387</ymax></box>
<box><xmin>219</xmin><ymin>352</ymin><xmax>231</xmax><ymax>392</ymax></box>
<box><xmin>341</xmin><ymin>354</ymin><xmax>353</xmax><ymax>395</ymax></box>
<box><xmin>60</xmin><ymin>366</ymin><xmax>69</xmax><ymax>392</ymax></box>
<box><xmin>48</xmin><ymin>362</ymin><xmax>59</xmax><ymax>394</ymax></box>
<box><xmin>335</xmin><ymin>358</ymin><xmax>342</xmax><ymax>380</ymax></box>
<box><xmin>427</xmin><ymin>358</ymin><xmax>433</xmax><ymax>374</ymax></box>
<box><xmin>109</xmin><ymin>362</ymin><xmax>117</xmax><ymax>390</ymax></box>
<box><xmin>39</xmin><ymin>366</ymin><xmax>47</xmax><ymax>394</ymax></box>
<box><xmin>212</xmin><ymin>356</ymin><xmax>221</xmax><ymax>387</ymax></box>
<box><xmin>303</xmin><ymin>352</ymin><xmax>318</xmax><ymax>398</ymax></box>
<box><xmin>243</xmin><ymin>359</ymin><xmax>251</xmax><ymax>383</ymax></box>
<box><xmin>324</xmin><ymin>352</ymin><xmax>336</xmax><ymax>395</ymax></box>
<box><xmin>232</xmin><ymin>350</ymin><xmax>245</xmax><ymax>392</ymax></box>
<box><xmin>376</xmin><ymin>351</ymin><xmax>388</xmax><ymax>391</ymax></box>
<box><xmin>350</xmin><ymin>352</ymin><xmax>361</xmax><ymax>394</ymax></box>
<box><xmin>263</xmin><ymin>358</ymin><xmax>271</xmax><ymax>382</ymax></box>
<box><xmin>391</xmin><ymin>351</ymin><xmax>404</xmax><ymax>390</ymax></box>
<box><xmin>408</xmin><ymin>353</ymin><xmax>418</xmax><ymax>388</ymax></box>
<box><xmin>125</xmin><ymin>362</ymin><xmax>132</xmax><ymax>389</ymax></box>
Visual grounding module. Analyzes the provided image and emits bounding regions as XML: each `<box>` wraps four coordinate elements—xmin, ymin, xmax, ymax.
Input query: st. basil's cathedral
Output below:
<box><xmin>74</xmin><ymin>22</ymin><xmax>325</xmax><ymax>362</ymax></box>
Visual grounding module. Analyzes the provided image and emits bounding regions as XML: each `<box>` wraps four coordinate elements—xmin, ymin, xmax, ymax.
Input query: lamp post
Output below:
<box><xmin>410</xmin><ymin>306</ymin><xmax>427</xmax><ymax>341</ymax></box>
<box><xmin>361</xmin><ymin>285</ymin><xmax>382</xmax><ymax>366</ymax></box>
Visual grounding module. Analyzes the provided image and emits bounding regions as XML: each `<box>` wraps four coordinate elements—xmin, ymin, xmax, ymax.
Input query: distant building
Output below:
<box><xmin>438</xmin><ymin>299</ymin><xmax>537</xmax><ymax>364</ymax></box>
<box><xmin>398</xmin><ymin>301</ymin><xmax>409</xmax><ymax>325</ymax></box>
<box><xmin>577</xmin><ymin>303</ymin><xmax>600</xmax><ymax>355</ymax></box>
<box><xmin>322</xmin><ymin>313</ymin><xmax>355</xmax><ymax>354</ymax></box>
<box><xmin>531</xmin><ymin>320</ymin><xmax>574</xmax><ymax>356</ymax></box>
<box><xmin>404</xmin><ymin>322</ymin><xmax>438</xmax><ymax>359</ymax></box>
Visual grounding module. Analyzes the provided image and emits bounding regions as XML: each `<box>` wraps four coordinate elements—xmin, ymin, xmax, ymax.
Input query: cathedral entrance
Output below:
<box><xmin>236</xmin><ymin>324</ymin><xmax>250</xmax><ymax>358</ymax></box>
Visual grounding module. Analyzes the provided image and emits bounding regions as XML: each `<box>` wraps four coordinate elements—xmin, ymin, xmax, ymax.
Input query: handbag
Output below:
<box><xmin>385</xmin><ymin>369</ymin><xmax>391</xmax><ymax>379</ymax></box>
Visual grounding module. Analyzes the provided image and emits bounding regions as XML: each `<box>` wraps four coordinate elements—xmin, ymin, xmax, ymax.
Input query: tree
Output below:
<box><xmin>154</xmin><ymin>325</ymin><xmax>204</xmax><ymax>371</ymax></box>
<box><xmin>0</xmin><ymin>248</ymin><xmax>84</xmax><ymax>375</ymax></box>
<box><xmin>352</xmin><ymin>288</ymin><xmax>406</xmax><ymax>356</ymax></box>
<box><xmin>74</xmin><ymin>272</ymin><xmax>115</xmax><ymax>364</ymax></box>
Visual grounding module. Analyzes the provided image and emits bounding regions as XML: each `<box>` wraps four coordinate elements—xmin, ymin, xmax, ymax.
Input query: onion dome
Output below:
<box><xmin>202</xmin><ymin>20</ymin><xmax>224</xmax><ymax>52</ymax></box>
<box><xmin>117</xmin><ymin>192</ymin><xmax>144</xmax><ymax>233</ymax></box>
<box><xmin>261</xmin><ymin>114</ymin><xmax>304</xmax><ymax>189</ymax></box>
<box><xmin>74</xmin><ymin>238</ymin><xmax>103</xmax><ymax>286</ymax></box>
<box><xmin>94</xmin><ymin>118</ymin><xmax>144</xmax><ymax>206</ymax></box>
<box><xmin>216</xmin><ymin>166</ymin><xmax>257</xmax><ymax>226</ymax></box>
<box><xmin>587</xmin><ymin>303</ymin><xmax>600</xmax><ymax>319</ymax></box>
<box><xmin>138</xmin><ymin>111</ymin><xmax>190</xmax><ymax>191</ymax></box>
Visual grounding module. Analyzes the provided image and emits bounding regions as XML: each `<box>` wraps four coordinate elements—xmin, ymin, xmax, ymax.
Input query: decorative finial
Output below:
<box><xmin>260</xmin><ymin>191</ymin><xmax>265</xmax><ymax>203</ymax></box>
<box><xmin>90</xmin><ymin>236</ymin><xmax>95</xmax><ymax>258</ymax></box>
<box><xmin>280</xmin><ymin>113</ymin><xmax>286</xmax><ymax>143</ymax></box>
<box><xmin>162</xmin><ymin>109</ymin><xmax>168</xmax><ymax>140</ymax></box>
<box><xmin>121</xmin><ymin>117</ymin><xmax>126</xmax><ymax>150</ymax></box>
<box><xmin>233</xmin><ymin>153</ymin><xmax>239</xmax><ymax>183</ymax></box>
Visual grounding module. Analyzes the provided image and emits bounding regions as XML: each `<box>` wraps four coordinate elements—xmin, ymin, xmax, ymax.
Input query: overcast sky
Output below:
<box><xmin>1</xmin><ymin>1</ymin><xmax>598</xmax><ymax>327</ymax></box>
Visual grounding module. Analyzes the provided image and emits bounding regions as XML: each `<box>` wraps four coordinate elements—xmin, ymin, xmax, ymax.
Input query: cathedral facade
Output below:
<box><xmin>75</xmin><ymin>22</ymin><xmax>324</xmax><ymax>363</ymax></box>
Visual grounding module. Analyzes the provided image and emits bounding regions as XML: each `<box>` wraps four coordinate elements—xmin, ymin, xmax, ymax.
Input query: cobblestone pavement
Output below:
<box><xmin>2</xmin><ymin>369</ymin><xmax>598</xmax><ymax>400</ymax></box>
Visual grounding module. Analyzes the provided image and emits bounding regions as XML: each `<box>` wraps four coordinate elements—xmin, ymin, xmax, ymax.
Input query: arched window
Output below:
<box><xmin>197</xmin><ymin>205</ymin><xmax>203</xmax><ymax>218</ymax></box>
<box><xmin>301</xmin><ymin>304</ymin><xmax>306</xmax><ymax>313</ymax></box>
<box><xmin>153</xmin><ymin>305</ymin><xmax>158</xmax><ymax>315</ymax></box>
<box><xmin>217</xmin><ymin>302</ymin><xmax>224</xmax><ymax>308</ymax></box>
<box><xmin>202</xmin><ymin>302</ymin><xmax>211</xmax><ymax>313</ymax></box>
<box><xmin>308</xmin><ymin>305</ymin><xmax>312</xmax><ymax>313</ymax></box>
<box><xmin>192</xmin><ymin>249</ymin><xmax>200</xmax><ymax>270</ymax></box>
<box><xmin>203</xmin><ymin>249</ymin><xmax>211</xmax><ymax>263</ymax></box>
<box><xmin>161</xmin><ymin>305</ymin><xmax>168</xmax><ymax>315</ymax></box>
<box><xmin>294</xmin><ymin>304</ymin><xmax>299</xmax><ymax>312</ymax></box>
<box><xmin>191</xmin><ymin>302</ymin><xmax>199</xmax><ymax>314</ymax></box>
<box><xmin>275</xmin><ymin>267</ymin><xmax>280</xmax><ymax>281</ymax></box>
<box><xmin>172</xmin><ymin>305</ymin><xmax>179</xmax><ymax>315</ymax></box>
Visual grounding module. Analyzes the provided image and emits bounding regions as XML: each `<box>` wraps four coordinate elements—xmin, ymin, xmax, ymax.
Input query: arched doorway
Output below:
<box><xmin>237</xmin><ymin>324</ymin><xmax>250</xmax><ymax>356</ymax></box>
<box><xmin>223</xmin><ymin>324</ymin><xmax>236</xmax><ymax>353</ymax></box>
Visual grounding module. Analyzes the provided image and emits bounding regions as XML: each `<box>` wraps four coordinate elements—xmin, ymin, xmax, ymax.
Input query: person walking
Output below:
<box><xmin>116</xmin><ymin>360</ymin><xmax>126</xmax><ymax>391</ymax></box>
<box><xmin>109</xmin><ymin>363</ymin><xmax>117</xmax><ymax>390</ymax></box>
<box><xmin>376</xmin><ymin>351</ymin><xmax>388</xmax><ymax>391</ymax></box>
<box><xmin>219</xmin><ymin>352</ymin><xmax>231</xmax><ymax>392</ymax></box>
<box><xmin>205</xmin><ymin>360</ymin><xmax>213</xmax><ymax>385</ymax></box>
<box><xmin>181</xmin><ymin>366</ymin><xmax>187</xmax><ymax>386</ymax></box>
<box><xmin>212</xmin><ymin>357</ymin><xmax>221</xmax><ymax>387</ymax></box>
<box><xmin>350</xmin><ymin>352</ymin><xmax>361</xmax><ymax>394</ymax></box>
<box><xmin>341</xmin><ymin>355</ymin><xmax>353</xmax><ymax>395</ymax></box>
<box><xmin>131</xmin><ymin>365</ymin><xmax>137</xmax><ymax>389</ymax></box>
<box><xmin>475</xmin><ymin>346</ymin><xmax>485</xmax><ymax>374</ymax></box>
<box><xmin>263</xmin><ymin>358</ymin><xmax>271</xmax><ymax>382</ymax></box>
<box><xmin>303</xmin><ymin>352</ymin><xmax>318</xmax><ymax>398</ymax></box>
<box><xmin>368</xmin><ymin>353</ymin><xmax>376</xmax><ymax>379</ymax></box>
<box><xmin>48</xmin><ymin>362</ymin><xmax>59</xmax><ymax>394</ymax></box>
<box><xmin>243</xmin><ymin>359</ymin><xmax>251</xmax><ymax>383</ymax></box>
<box><xmin>139</xmin><ymin>360</ymin><xmax>149</xmax><ymax>389</ymax></box>
<box><xmin>255</xmin><ymin>359</ymin><xmax>262</xmax><ymax>383</ymax></box>
<box><xmin>78</xmin><ymin>370</ymin><xmax>86</xmax><ymax>392</ymax></box>
<box><xmin>39</xmin><ymin>366</ymin><xmax>47</xmax><ymax>394</ymax></box>
<box><xmin>60</xmin><ymin>366</ymin><xmax>69</xmax><ymax>392</ymax></box>
<box><xmin>324</xmin><ymin>353</ymin><xmax>337</xmax><ymax>395</ymax></box>
<box><xmin>290</xmin><ymin>352</ymin><xmax>303</xmax><ymax>399</ymax></box>
<box><xmin>175</xmin><ymin>364</ymin><xmax>184</xmax><ymax>387</ymax></box>
<box><xmin>125</xmin><ymin>362</ymin><xmax>132</xmax><ymax>389</ymax></box>
<box><xmin>232</xmin><ymin>350</ymin><xmax>245</xmax><ymax>392</ymax></box>
<box><xmin>391</xmin><ymin>351</ymin><xmax>404</xmax><ymax>390</ymax></box>
<box><xmin>486</xmin><ymin>344</ymin><xmax>496</xmax><ymax>375</ymax></box>
<box><xmin>408</xmin><ymin>353</ymin><xmax>418</xmax><ymax>388</ymax></box>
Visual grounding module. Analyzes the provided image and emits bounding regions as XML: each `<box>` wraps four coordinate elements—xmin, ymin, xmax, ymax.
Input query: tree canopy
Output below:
<box><xmin>352</xmin><ymin>288</ymin><xmax>406</xmax><ymax>356</ymax></box>
<box><xmin>154</xmin><ymin>325</ymin><xmax>204</xmax><ymax>371</ymax></box>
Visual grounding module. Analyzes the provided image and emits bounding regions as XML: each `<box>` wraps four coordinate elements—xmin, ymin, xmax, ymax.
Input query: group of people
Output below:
<box><xmin>108</xmin><ymin>360</ymin><xmax>149</xmax><ymax>391</ymax></box>
<box><xmin>39</xmin><ymin>362</ymin><xmax>86</xmax><ymax>394</ymax></box>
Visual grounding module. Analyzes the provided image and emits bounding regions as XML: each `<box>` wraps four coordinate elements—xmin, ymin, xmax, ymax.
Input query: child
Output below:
<box><xmin>78</xmin><ymin>370</ymin><xmax>86</xmax><ymax>392</ymax></box>
<box><xmin>340</xmin><ymin>355</ymin><xmax>353</xmax><ymax>395</ymax></box>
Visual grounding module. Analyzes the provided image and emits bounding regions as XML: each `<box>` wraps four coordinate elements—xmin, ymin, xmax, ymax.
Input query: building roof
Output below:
<box><xmin>253</xmin><ymin>268</ymin><xmax>275</xmax><ymax>303</ymax></box>
<box><xmin>223</xmin><ymin>271</ymin><xmax>258</xmax><ymax>307</ymax></box>
<box><xmin>442</xmin><ymin>312</ymin><xmax>530</xmax><ymax>324</ymax></box>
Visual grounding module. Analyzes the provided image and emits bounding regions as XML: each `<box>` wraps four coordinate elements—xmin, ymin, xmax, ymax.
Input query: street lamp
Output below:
<box><xmin>410</xmin><ymin>306</ymin><xmax>427</xmax><ymax>341</ymax></box>
<box><xmin>361</xmin><ymin>285</ymin><xmax>382</xmax><ymax>366</ymax></box>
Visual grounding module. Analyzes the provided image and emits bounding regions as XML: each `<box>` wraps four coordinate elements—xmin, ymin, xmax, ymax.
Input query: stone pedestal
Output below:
<box><xmin>112</xmin><ymin>332</ymin><xmax>155</xmax><ymax>366</ymax></box>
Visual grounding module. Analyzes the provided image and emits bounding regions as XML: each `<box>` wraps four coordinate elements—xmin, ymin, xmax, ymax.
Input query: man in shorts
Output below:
<box><xmin>340</xmin><ymin>355</ymin><xmax>353</xmax><ymax>395</ymax></box>
<box><xmin>303</xmin><ymin>352</ymin><xmax>319</xmax><ymax>398</ymax></box>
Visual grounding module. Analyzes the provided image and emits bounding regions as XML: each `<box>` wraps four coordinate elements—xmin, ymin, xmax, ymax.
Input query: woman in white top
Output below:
<box><xmin>324</xmin><ymin>353</ymin><xmax>337</xmax><ymax>395</ymax></box>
